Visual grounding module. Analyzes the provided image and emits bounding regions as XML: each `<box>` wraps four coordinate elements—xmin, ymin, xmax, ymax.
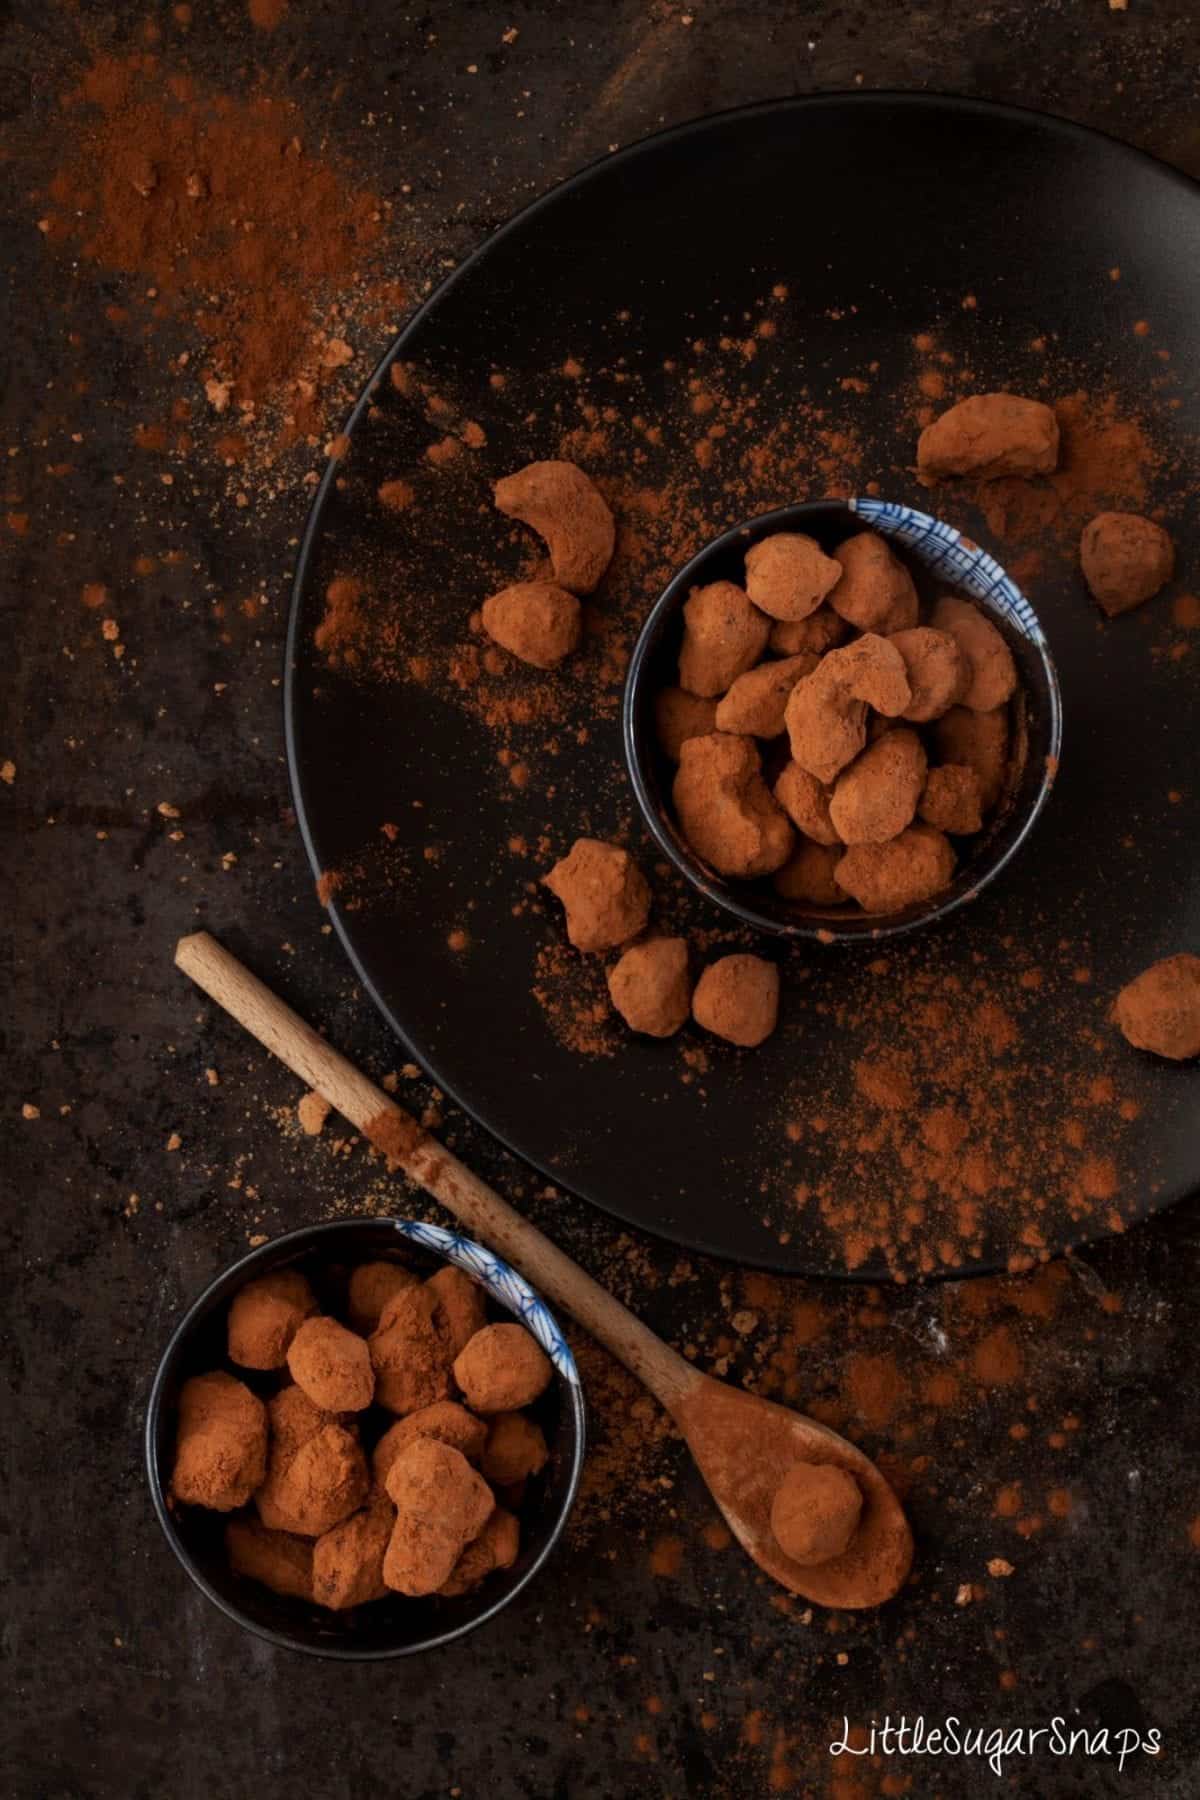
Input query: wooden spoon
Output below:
<box><xmin>175</xmin><ymin>931</ymin><xmax>913</xmax><ymax>1608</ymax></box>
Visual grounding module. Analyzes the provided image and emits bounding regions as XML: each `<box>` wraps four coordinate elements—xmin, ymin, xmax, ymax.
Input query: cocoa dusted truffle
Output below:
<box><xmin>439</xmin><ymin>1506</ymin><xmax>521</xmax><ymax>1598</ymax></box>
<box><xmin>368</xmin><ymin>1284</ymin><xmax>455</xmax><ymax>1416</ymax></box>
<box><xmin>255</xmin><ymin>1397</ymin><xmax>369</xmax><ymax>1538</ymax></box>
<box><xmin>481</xmin><ymin>1412</ymin><xmax>549</xmax><ymax>1486</ymax></box>
<box><xmin>743</xmin><ymin>532</ymin><xmax>842</xmax><ymax>621</ymax></box>
<box><xmin>265</xmin><ymin>1380</ymin><xmax>329</xmax><ymax>1459</ymax></box>
<box><xmin>890</xmin><ymin>626</ymin><xmax>968</xmax><ymax>723</ymax></box>
<box><xmin>426</xmin><ymin>1265</ymin><xmax>488</xmax><ymax>1358</ymax></box>
<box><xmin>1080</xmin><ymin>512</ymin><xmax>1176</xmax><ymax>616</ymax></box>
<box><xmin>677</xmin><ymin>580</ymin><xmax>771</xmax><ymax>697</ymax></box>
<box><xmin>773</xmin><ymin>841</ymin><xmax>847</xmax><ymax>907</ymax></box>
<box><xmin>173</xmin><ymin>1371</ymin><xmax>268</xmax><ymax>1512</ymax></box>
<box><xmin>312</xmin><ymin>1495</ymin><xmax>394</xmax><ymax>1610</ymax></box>
<box><xmin>543</xmin><ymin>838</ymin><xmax>651</xmax><ymax>953</ymax></box>
<box><xmin>347</xmin><ymin>1260</ymin><xmax>418</xmax><ymax>1335</ymax></box>
<box><xmin>227</xmin><ymin>1268</ymin><xmax>316</xmax><ymax>1371</ymax></box>
<box><xmin>917</xmin><ymin>392</ymin><xmax>1060</xmax><ymax>480</ymax></box>
<box><xmin>481</xmin><ymin>581</ymin><xmax>581</xmax><ymax>668</ymax></box>
<box><xmin>453</xmin><ymin>1323</ymin><xmax>554</xmax><ymax>1413</ymax></box>
<box><xmin>226</xmin><ymin>1516</ymin><xmax>314</xmax><ymax>1600</ymax></box>
<box><xmin>930</xmin><ymin>597</ymin><xmax>1017</xmax><ymax>713</ymax></box>
<box><xmin>607</xmin><ymin>936</ymin><xmax>691</xmax><ymax>1038</ymax></box>
<box><xmin>691</xmin><ymin>954</ymin><xmax>779</xmax><ymax>1047</ymax></box>
<box><xmin>835</xmin><ymin>824</ymin><xmax>955</xmax><ymax>914</ymax></box>
<box><xmin>770</xmin><ymin>1463</ymin><xmax>863</xmax><ymax>1566</ymax></box>
<box><xmin>373</xmin><ymin>1401</ymin><xmax>488</xmax><ymax>1487</ymax></box>
<box><xmin>673</xmin><ymin>733</ymin><xmax>794</xmax><ymax>878</ymax></box>
<box><xmin>919</xmin><ymin>763</ymin><xmax>984</xmax><ymax>835</ymax></box>
<box><xmin>1113</xmin><ymin>954</ymin><xmax>1200</xmax><ymax>1061</ymax></box>
<box><xmin>829</xmin><ymin>533</ymin><xmax>919</xmax><ymax>633</ymax></box>
<box><xmin>382</xmin><ymin>1438</ymin><xmax>495</xmax><ymax>1596</ymax></box>
<box><xmin>714</xmin><ymin>653</ymin><xmax>818</xmax><ymax>737</ymax></box>
<box><xmin>286</xmin><ymin>1315</ymin><xmax>375</xmax><ymax>1412</ymax></box>
<box><xmin>177</xmin><ymin>1246</ymin><xmax>557</xmax><ymax>1619</ymax></box>
<box><xmin>654</xmin><ymin>687</ymin><xmax>719</xmax><ymax>762</ymax></box>
<box><xmin>828</xmin><ymin>729</ymin><xmax>927</xmax><ymax>845</ymax></box>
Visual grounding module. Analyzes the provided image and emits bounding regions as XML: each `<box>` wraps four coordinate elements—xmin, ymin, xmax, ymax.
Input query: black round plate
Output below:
<box><xmin>287</xmin><ymin>96</ymin><xmax>1199</xmax><ymax>1280</ymax></box>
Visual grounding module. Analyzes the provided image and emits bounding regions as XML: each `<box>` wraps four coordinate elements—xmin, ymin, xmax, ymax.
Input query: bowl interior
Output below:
<box><xmin>146</xmin><ymin>1219</ymin><xmax>584</xmax><ymax>1659</ymax></box>
<box><xmin>623</xmin><ymin>499</ymin><xmax>1061</xmax><ymax>942</ymax></box>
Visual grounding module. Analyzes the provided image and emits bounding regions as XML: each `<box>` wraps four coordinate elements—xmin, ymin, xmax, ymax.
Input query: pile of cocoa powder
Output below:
<box><xmin>39</xmin><ymin>43</ymin><xmax>411</xmax><ymax>480</ymax></box>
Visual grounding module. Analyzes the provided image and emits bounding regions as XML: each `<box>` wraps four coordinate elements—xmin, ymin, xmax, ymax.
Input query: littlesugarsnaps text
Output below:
<box><xmin>830</xmin><ymin>1715</ymin><xmax>1162</xmax><ymax>1779</ymax></box>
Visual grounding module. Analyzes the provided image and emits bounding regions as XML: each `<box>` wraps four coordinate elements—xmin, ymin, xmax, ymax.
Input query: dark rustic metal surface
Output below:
<box><xmin>5</xmin><ymin>3</ymin><xmax>1200</xmax><ymax>1796</ymax></box>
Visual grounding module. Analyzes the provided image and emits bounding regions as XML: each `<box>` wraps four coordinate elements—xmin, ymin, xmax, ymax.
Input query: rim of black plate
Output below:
<box><xmin>283</xmin><ymin>92</ymin><xmax>1199</xmax><ymax>1283</ymax></box>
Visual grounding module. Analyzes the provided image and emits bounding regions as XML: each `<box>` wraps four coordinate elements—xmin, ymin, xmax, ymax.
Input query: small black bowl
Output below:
<box><xmin>145</xmin><ymin>1217</ymin><xmax>586</xmax><ymax>1659</ymax></box>
<box><xmin>623</xmin><ymin>497</ymin><xmax>1063</xmax><ymax>942</ymax></box>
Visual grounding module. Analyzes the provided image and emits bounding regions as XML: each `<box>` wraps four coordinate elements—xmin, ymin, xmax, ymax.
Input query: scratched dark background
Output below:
<box><xmin>4</xmin><ymin>3</ymin><xmax>1200</xmax><ymax>1797</ymax></box>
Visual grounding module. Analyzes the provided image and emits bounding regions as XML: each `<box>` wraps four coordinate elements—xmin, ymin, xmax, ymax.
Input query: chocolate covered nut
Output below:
<box><xmin>773</xmin><ymin>840</ymin><xmax>848</xmax><ymax>907</ymax></box>
<box><xmin>773</xmin><ymin>762</ymin><xmax>841</xmax><ymax>846</ymax></box>
<box><xmin>673</xmin><ymin>733</ymin><xmax>794</xmax><ymax>877</ymax></box>
<box><xmin>829</xmin><ymin>533</ymin><xmax>918</xmax><ymax>633</ymax></box>
<box><xmin>654</xmin><ymin>687</ymin><xmax>719</xmax><ymax>761</ymax></box>
<box><xmin>692</xmin><ymin>954</ymin><xmax>779</xmax><ymax>1047</ymax></box>
<box><xmin>677</xmin><ymin>580</ymin><xmax>771</xmax><ymax>697</ymax></box>
<box><xmin>714</xmin><ymin>653</ymin><xmax>818</xmax><ymax>738</ymax></box>
<box><xmin>918</xmin><ymin>393</ymin><xmax>1060</xmax><ymax>480</ymax></box>
<box><xmin>1080</xmin><ymin>511</ymin><xmax>1175</xmax><ymax>616</ymax></box>
<box><xmin>743</xmin><ymin>532</ymin><xmax>842</xmax><ymax>621</ymax></box>
<box><xmin>493</xmin><ymin>459</ymin><xmax>614</xmax><ymax>593</ymax></box>
<box><xmin>919</xmin><ymin>764</ymin><xmax>984</xmax><ymax>835</ymax></box>
<box><xmin>835</xmin><ymin>824</ymin><xmax>956</xmax><ymax>914</ymax></box>
<box><xmin>930</xmin><ymin>597</ymin><xmax>1017</xmax><ymax>713</ymax></box>
<box><xmin>890</xmin><ymin>626</ymin><xmax>969</xmax><ymax>722</ymax></box>
<box><xmin>607</xmin><ymin>936</ymin><xmax>691</xmax><ymax>1038</ymax></box>
<box><xmin>481</xmin><ymin>581</ymin><xmax>581</xmax><ymax>667</ymax></box>
<box><xmin>933</xmin><ymin>706</ymin><xmax>1010</xmax><ymax>812</ymax></box>
<box><xmin>1113</xmin><ymin>954</ymin><xmax>1200</xmax><ymax>1061</ymax></box>
<box><xmin>828</xmin><ymin>730</ymin><xmax>927</xmax><ymax>846</ymax></box>
<box><xmin>543</xmin><ymin>838</ymin><xmax>651</xmax><ymax>953</ymax></box>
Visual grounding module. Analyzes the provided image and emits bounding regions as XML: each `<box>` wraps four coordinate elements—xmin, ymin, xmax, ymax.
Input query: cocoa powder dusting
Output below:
<box><xmin>42</xmin><ymin>47</ymin><xmax>405</xmax><ymax>466</ymax></box>
<box><xmin>363</xmin><ymin>1106</ymin><xmax>426</xmax><ymax>1171</ymax></box>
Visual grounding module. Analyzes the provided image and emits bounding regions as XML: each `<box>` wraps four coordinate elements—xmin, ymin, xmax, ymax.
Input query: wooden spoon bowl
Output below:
<box><xmin>675</xmin><ymin>1374</ymin><xmax>912</xmax><ymax>1608</ymax></box>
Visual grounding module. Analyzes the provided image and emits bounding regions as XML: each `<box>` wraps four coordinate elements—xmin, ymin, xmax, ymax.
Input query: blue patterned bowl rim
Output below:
<box><xmin>389</xmin><ymin>1216</ymin><xmax>580</xmax><ymax>1387</ymax></box>
<box><xmin>848</xmin><ymin>496</ymin><xmax>1050</xmax><ymax>648</ymax></box>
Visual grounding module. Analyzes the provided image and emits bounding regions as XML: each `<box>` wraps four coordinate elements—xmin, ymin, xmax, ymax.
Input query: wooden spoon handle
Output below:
<box><xmin>175</xmin><ymin>932</ymin><xmax>697</xmax><ymax>1412</ymax></box>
